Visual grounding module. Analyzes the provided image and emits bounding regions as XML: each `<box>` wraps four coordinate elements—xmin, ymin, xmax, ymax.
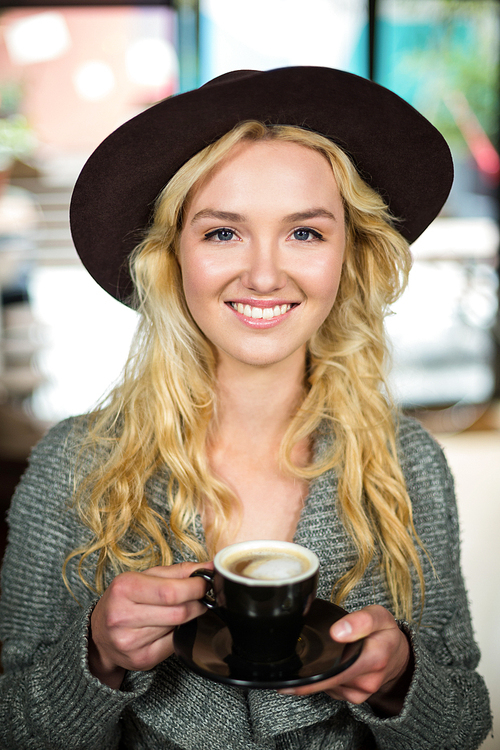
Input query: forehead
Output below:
<box><xmin>185</xmin><ymin>139</ymin><xmax>343</xmax><ymax>214</ymax></box>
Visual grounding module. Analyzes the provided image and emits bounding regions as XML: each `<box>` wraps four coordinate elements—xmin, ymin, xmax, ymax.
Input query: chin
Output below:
<box><xmin>219</xmin><ymin>346</ymin><xmax>306</xmax><ymax>370</ymax></box>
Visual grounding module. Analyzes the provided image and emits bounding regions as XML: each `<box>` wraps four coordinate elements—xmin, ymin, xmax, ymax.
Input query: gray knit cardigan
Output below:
<box><xmin>0</xmin><ymin>416</ymin><xmax>491</xmax><ymax>750</ymax></box>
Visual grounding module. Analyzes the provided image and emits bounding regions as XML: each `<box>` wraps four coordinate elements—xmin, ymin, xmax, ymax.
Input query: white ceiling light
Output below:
<box><xmin>126</xmin><ymin>38</ymin><xmax>178</xmax><ymax>87</ymax></box>
<box><xmin>5</xmin><ymin>11</ymin><xmax>71</xmax><ymax>65</ymax></box>
<box><xmin>73</xmin><ymin>60</ymin><xmax>116</xmax><ymax>102</ymax></box>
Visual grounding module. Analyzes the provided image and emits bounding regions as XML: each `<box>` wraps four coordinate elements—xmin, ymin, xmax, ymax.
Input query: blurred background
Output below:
<box><xmin>0</xmin><ymin>0</ymin><xmax>498</xmax><ymax>744</ymax></box>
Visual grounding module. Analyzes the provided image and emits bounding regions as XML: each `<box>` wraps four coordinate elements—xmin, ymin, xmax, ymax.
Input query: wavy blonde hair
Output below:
<box><xmin>64</xmin><ymin>120</ymin><xmax>424</xmax><ymax>620</ymax></box>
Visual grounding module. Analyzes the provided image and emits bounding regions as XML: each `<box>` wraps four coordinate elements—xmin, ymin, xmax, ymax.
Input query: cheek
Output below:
<box><xmin>179</xmin><ymin>255</ymin><xmax>226</xmax><ymax>319</ymax></box>
<box><xmin>179</xmin><ymin>250</ymin><xmax>207</xmax><ymax>299</ymax></box>
<box><xmin>326</xmin><ymin>268</ymin><xmax>343</xmax><ymax>305</ymax></box>
<box><xmin>305</xmin><ymin>255</ymin><xmax>344</xmax><ymax>306</ymax></box>
<box><xmin>181</xmin><ymin>265</ymin><xmax>200</xmax><ymax>304</ymax></box>
<box><xmin>178</xmin><ymin>254</ymin><xmax>204</xmax><ymax>325</ymax></box>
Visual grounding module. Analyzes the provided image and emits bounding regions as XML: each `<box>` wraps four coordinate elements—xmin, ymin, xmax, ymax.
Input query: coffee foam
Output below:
<box><xmin>222</xmin><ymin>547</ymin><xmax>311</xmax><ymax>581</ymax></box>
<box><xmin>242</xmin><ymin>555</ymin><xmax>304</xmax><ymax>580</ymax></box>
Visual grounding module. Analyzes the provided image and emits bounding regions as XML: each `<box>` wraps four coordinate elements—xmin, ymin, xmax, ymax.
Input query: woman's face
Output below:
<box><xmin>178</xmin><ymin>139</ymin><xmax>346</xmax><ymax>371</ymax></box>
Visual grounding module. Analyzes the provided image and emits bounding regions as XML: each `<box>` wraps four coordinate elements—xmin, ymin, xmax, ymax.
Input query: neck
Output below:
<box><xmin>211</xmin><ymin>351</ymin><xmax>307</xmax><ymax>456</ymax></box>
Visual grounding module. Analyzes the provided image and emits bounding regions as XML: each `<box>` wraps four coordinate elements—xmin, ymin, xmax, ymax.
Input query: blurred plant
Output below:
<box><xmin>382</xmin><ymin>0</ymin><xmax>499</xmax><ymax>153</ymax></box>
<box><xmin>0</xmin><ymin>81</ymin><xmax>37</xmax><ymax>172</ymax></box>
<box><xmin>0</xmin><ymin>114</ymin><xmax>37</xmax><ymax>172</ymax></box>
<box><xmin>0</xmin><ymin>81</ymin><xmax>23</xmax><ymax>118</ymax></box>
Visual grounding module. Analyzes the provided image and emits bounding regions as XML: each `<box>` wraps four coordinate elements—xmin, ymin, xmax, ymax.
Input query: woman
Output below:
<box><xmin>0</xmin><ymin>68</ymin><xmax>491</xmax><ymax>749</ymax></box>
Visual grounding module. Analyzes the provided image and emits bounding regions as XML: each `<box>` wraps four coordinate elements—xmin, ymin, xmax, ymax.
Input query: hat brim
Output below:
<box><xmin>70</xmin><ymin>66</ymin><xmax>453</xmax><ymax>305</ymax></box>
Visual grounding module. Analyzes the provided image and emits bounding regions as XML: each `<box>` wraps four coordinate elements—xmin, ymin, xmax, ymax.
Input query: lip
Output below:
<box><xmin>225</xmin><ymin>300</ymin><xmax>299</xmax><ymax>328</ymax></box>
<box><xmin>227</xmin><ymin>298</ymin><xmax>300</xmax><ymax>308</ymax></box>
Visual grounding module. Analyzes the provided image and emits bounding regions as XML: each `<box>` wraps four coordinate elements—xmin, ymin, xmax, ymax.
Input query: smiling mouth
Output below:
<box><xmin>227</xmin><ymin>302</ymin><xmax>297</xmax><ymax>320</ymax></box>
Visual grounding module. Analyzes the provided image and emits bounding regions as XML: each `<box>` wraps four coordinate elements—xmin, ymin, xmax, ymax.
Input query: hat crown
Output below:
<box><xmin>70</xmin><ymin>66</ymin><xmax>453</xmax><ymax>305</ymax></box>
<box><xmin>200</xmin><ymin>69</ymin><xmax>260</xmax><ymax>89</ymax></box>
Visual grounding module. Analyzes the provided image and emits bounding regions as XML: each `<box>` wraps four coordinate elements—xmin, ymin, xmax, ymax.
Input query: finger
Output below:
<box><xmin>109</xmin><ymin>570</ymin><xmax>211</xmax><ymax>608</ymax></box>
<box><xmin>327</xmin><ymin>615</ymin><xmax>409</xmax><ymax>692</ymax></box>
<box><xmin>278</xmin><ymin>652</ymin><xmax>369</xmax><ymax>698</ymax></box>
<box><xmin>330</xmin><ymin>605</ymin><xmax>397</xmax><ymax>642</ymax></box>
<box><xmin>109</xmin><ymin>598</ymin><xmax>209</xmax><ymax>634</ymax></box>
<box><xmin>147</xmin><ymin>597</ymin><xmax>208</xmax><ymax>626</ymax></box>
<box><xmin>104</xmin><ymin>598</ymin><xmax>194</xmax><ymax>644</ymax></box>
<box><xmin>278</xmin><ymin>642</ymin><xmax>367</xmax><ymax>698</ymax></box>
<box><xmin>143</xmin><ymin>561</ymin><xmax>214</xmax><ymax>579</ymax></box>
<box><xmin>111</xmin><ymin>630</ymin><xmax>178</xmax><ymax>673</ymax></box>
<box><xmin>278</xmin><ymin>629</ymin><xmax>393</xmax><ymax>699</ymax></box>
<box><xmin>100</xmin><ymin>596</ymin><xmax>209</xmax><ymax>659</ymax></box>
<box><xmin>279</xmin><ymin>609</ymin><xmax>407</xmax><ymax>701</ymax></box>
<box><xmin>278</xmin><ymin>664</ymin><xmax>378</xmax><ymax>702</ymax></box>
<box><xmin>141</xmin><ymin>575</ymin><xmax>210</xmax><ymax>607</ymax></box>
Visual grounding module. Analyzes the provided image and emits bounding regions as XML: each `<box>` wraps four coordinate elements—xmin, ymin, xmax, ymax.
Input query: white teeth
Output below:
<box><xmin>231</xmin><ymin>303</ymin><xmax>293</xmax><ymax>319</ymax></box>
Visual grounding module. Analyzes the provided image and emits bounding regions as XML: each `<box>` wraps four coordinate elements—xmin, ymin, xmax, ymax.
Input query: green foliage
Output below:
<box><xmin>390</xmin><ymin>0</ymin><xmax>499</xmax><ymax>154</ymax></box>
<box><xmin>0</xmin><ymin>114</ymin><xmax>37</xmax><ymax>171</ymax></box>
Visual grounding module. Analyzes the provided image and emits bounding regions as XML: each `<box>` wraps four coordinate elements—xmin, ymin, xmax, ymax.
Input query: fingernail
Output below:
<box><xmin>278</xmin><ymin>688</ymin><xmax>296</xmax><ymax>695</ymax></box>
<box><xmin>331</xmin><ymin>621</ymin><xmax>352</xmax><ymax>639</ymax></box>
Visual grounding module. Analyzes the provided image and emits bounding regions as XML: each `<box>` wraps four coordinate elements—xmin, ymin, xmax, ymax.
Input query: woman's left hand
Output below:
<box><xmin>278</xmin><ymin>605</ymin><xmax>413</xmax><ymax>715</ymax></box>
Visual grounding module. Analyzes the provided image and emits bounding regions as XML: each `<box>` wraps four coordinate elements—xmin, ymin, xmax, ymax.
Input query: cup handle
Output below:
<box><xmin>190</xmin><ymin>568</ymin><xmax>216</xmax><ymax>609</ymax></box>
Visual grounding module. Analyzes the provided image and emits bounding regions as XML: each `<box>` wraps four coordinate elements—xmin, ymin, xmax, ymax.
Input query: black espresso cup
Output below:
<box><xmin>191</xmin><ymin>540</ymin><xmax>319</xmax><ymax>664</ymax></box>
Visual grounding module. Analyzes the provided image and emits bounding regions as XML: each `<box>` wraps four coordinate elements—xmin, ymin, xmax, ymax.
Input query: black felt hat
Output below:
<box><xmin>70</xmin><ymin>66</ymin><xmax>453</xmax><ymax>305</ymax></box>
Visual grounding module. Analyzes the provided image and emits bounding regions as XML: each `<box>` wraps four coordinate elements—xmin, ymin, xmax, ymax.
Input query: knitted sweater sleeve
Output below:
<box><xmin>0</xmin><ymin>417</ymin><xmax>492</xmax><ymax>750</ymax></box>
<box><xmin>348</xmin><ymin>419</ymin><xmax>492</xmax><ymax>749</ymax></box>
<box><xmin>0</xmin><ymin>419</ymin><xmax>154</xmax><ymax>750</ymax></box>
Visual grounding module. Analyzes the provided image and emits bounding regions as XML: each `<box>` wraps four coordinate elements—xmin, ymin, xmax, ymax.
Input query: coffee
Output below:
<box><xmin>191</xmin><ymin>540</ymin><xmax>319</xmax><ymax>663</ymax></box>
<box><xmin>223</xmin><ymin>549</ymin><xmax>310</xmax><ymax>581</ymax></box>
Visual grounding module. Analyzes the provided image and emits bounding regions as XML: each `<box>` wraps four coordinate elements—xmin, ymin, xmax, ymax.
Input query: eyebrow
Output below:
<box><xmin>190</xmin><ymin>209</ymin><xmax>246</xmax><ymax>225</ymax></box>
<box><xmin>190</xmin><ymin>207</ymin><xmax>337</xmax><ymax>225</ymax></box>
<box><xmin>283</xmin><ymin>209</ymin><xmax>337</xmax><ymax>223</ymax></box>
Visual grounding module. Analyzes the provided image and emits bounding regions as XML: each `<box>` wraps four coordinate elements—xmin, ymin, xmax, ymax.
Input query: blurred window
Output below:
<box><xmin>0</xmin><ymin>0</ymin><xmax>498</xmax><ymax>423</ymax></box>
<box><xmin>200</xmin><ymin>0</ymin><xmax>368</xmax><ymax>80</ymax></box>
<box><xmin>0</xmin><ymin>5</ymin><xmax>177</xmax><ymax>421</ymax></box>
<box><xmin>376</xmin><ymin>0</ymin><xmax>499</xmax><ymax>410</ymax></box>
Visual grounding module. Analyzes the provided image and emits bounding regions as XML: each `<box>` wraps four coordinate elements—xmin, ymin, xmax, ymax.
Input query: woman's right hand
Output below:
<box><xmin>88</xmin><ymin>561</ymin><xmax>212</xmax><ymax>689</ymax></box>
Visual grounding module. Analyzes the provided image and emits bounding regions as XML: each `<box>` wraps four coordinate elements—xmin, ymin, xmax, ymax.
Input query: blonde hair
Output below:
<box><xmin>64</xmin><ymin>121</ymin><xmax>424</xmax><ymax>620</ymax></box>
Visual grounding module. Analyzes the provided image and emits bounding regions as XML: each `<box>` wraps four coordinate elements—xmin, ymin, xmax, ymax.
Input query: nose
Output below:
<box><xmin>240</xmin><ymin>239</ymin><xmax>287</xmax><ymax>293</ymax></box>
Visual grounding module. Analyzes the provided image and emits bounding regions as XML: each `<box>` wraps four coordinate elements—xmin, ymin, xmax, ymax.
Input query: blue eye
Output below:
<box><xmin>205</xmin><ymin>228</ymin><xmax>235</xmax><ymax>242</ymax></box>
<box><xmin>293</xmin><ymin>228</ymin><xmax>323</xmax><ymax>241</ymax></box>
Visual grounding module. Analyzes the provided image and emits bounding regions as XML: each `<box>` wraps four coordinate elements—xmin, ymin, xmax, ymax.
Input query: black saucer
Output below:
<box><xmin>173</xmin><ymin>598</ymin><xmax>363</xmax><ymax>689</ymax></box>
